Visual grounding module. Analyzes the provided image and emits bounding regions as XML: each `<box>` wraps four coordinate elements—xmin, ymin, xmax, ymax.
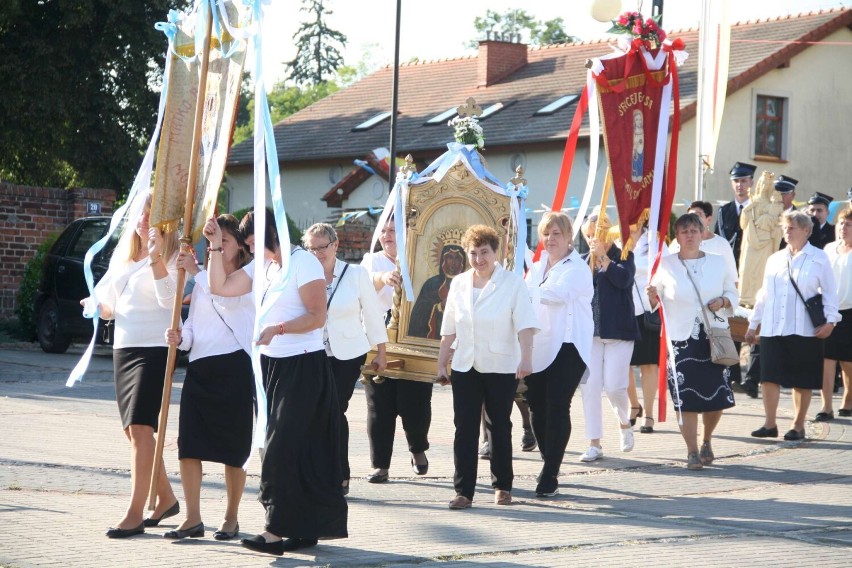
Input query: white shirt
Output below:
<box><xmin>441</xmin><ymin>264</ymin><xmax>540</xmax><ymax>374</ymax></box>
<box><xmin>325</xmin><ymin>259</ymin><xmax>388</xmax><ymax>360</ymax></box>
<box><xmin>825</xmin><ymin>241</ymin><xmax>852</xmax><ymax>310</ymax></box>
<box><xmin>179</xmin><ymin>271</ymin><xmax>254</xmax><ymax>362</ymax></box>
<box><xmin>96</xmin><ymin>257</ymin><xmax>177</xmax><ymax>348</ymax></box>
<box><xmin>669</xmin><ymin>233</ymin><xmax>737</xmax><ymax>285</ymax></box>
<box><xmin>749</xmin><ymin>243</ymin><xmax>841</xmax><ymax>336</ymax></box>
<box><xmin>650</xmin><ymin>253</ymin><xmax>738</xmax><ymax>341</ymax></box>
<box><xmin>243</xmin><ymin>249</ymin><xmax>325</xmax><ymax>357</ymax></box>
<box><xmin>360</xmin><ymin>251</ymin><xmax>396</xmax><ymax>312</ymax></box>
<box><xmin>525</xmin><ymin>249</ymin><xmax>593</xmax><ymax>372</ymax></box>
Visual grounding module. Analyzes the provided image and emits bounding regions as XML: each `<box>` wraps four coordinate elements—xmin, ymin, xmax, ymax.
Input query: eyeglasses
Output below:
<box><xmin>306</xmin><ymin>241</ymin><xmax>336</xmax><ymax>253</ymax></box>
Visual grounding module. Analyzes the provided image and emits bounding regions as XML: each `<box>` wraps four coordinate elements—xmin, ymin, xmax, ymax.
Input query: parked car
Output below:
<box><xmin>35</xmin><ymin>217</ymin><xmax>201</xmax><ymax>354</ymax></box>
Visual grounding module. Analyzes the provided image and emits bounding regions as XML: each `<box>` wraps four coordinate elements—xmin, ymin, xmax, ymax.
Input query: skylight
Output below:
<box><xmin>353</xmin><ymin>111</ymin><xmax>392</xmax><ymax>131</ymax></box>
<box><xmin>425</xmin><ymin>107</ymin><xmax>457</xmax><ymax>125</ymax></box>
<box><xmin>534</xmin><ymin>95</ymin><xmax>579</xmax><ymax>116</ymax></box>
<box><xmin>479</xmin><ymin>102</ymin><xmax>504</xmax><ymax>119</ymax></box>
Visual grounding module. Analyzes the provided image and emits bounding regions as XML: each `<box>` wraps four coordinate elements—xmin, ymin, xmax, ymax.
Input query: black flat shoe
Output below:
<box><xmin>282</xmin><ymin>537</ymin><xmax>318</xmax><ymax>552</ymax></box>
<box><xmin>629</xmin><ymin>404</ymin><xmax>643</xmax><ymax>427</ymax></box>
<box><xmin>241</xmin><ymin>534</ymin><xmax>284</xmax><ymax>556</ymax></box>
<box><xmin>814</xmin><ymin>411</ymin><xmax>834</xmax><ymax>422</ymax></box>
<box><xmin>783</xmin><ymin>429</ymin><xmax>805</xmax><ymax>441</ymax></box>
<box><xmin>411</xmin><ymin>456</ymin><xmax>428</xmax><ymax>475</ymax></box>
<box><xmin>640</xmin><ymin>418</ymin><xmax>655</xmax><ymax>434</ymax></box>
<box><xmin>751</xmin><ymin>426</ymin><xmax>778</xmax><ymax>438</ymax></box>
<box><xmin>106</xmin><ymin>523</ymin><xmax>144</xmax><ymax>539</ymax></box>
<box><xmin>366</xmin><ymin>471</ymin><xmax>389</xmax><ymax>483</ymax></box>
<box><xmin>163</xmin><ymin>522</ymin><xmax>204</xmax><ymax>540</ymax></box>
<box><xmin>213</xmin><ymin>523</ymin><xmax>239</xmax><ymax>541</ymax></box>
<box><xmin>143</xmin><ymin>501</ymin><xmax>180</xmax><ymax>527</ymax></box>
<box><xmin>839</xmin><ymin>408</ymin><xmax>852</xmax><ymax>417</ymax></box>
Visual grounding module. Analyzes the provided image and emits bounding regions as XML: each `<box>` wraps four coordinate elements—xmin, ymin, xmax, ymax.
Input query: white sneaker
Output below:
<box><xmin>579</xmin><ymin>446</ymin><xmax>604</xmax><ymax>462</ymax></box>
<box><xmin>620</xmin><ymin>427</ymin><xmax>635</xmax><ymax>452</ymax></box>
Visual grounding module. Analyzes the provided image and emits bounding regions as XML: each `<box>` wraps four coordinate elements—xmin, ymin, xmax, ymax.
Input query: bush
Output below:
<box><xmin>231</xmin><ymin>207</ymin><xmax>303</xmax><ymax>246</ymax></box>
<box><xmin>14</xmin><ymin>235</ymin><xmax>57</xmax><ymax>340</ymax></box>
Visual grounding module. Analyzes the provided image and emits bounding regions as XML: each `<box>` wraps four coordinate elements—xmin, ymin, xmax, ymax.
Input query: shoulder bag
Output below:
<box><xmin>633</xmin><ymin>280</ymin><xmax>661</xmax><ymax>332</ymax></box>
<box><xmin>787</xmin><ymin>259</ymin><xmax>826</xmax><ymax>328</ymax></box>
<box><xmin>680</xmin><ymin>258</ymin><xmax>740</xmax><ymax>367</ymax></box>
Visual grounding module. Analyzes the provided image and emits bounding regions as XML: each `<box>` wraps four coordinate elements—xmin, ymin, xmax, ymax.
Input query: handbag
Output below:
<box><xmin>680</xmin><ymin>259</ymin><xmax>740</xmax><ymax>367</ymax></box>
<box><xmin>787</xmin><ymin>260</ymin><xmax>827</xmax><ymax>328</ymax></box>
<box><xmin>634</xmin><ymin>281</ymin><xmax>661</xmax><ymax>332</ymax></box>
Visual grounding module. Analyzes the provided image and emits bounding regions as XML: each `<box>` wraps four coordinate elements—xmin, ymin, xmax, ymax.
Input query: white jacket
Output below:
<box><xmin>326</xmin><ymin>259</ymin><xmax>388</xmax><ymax>360</ymax></box>
<box><xmin>441</xmin><ymin>264</ymin><xmax>540</xmax><ymax>374</ymax></box>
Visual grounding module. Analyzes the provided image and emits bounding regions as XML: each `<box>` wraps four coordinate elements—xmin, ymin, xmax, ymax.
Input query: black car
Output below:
<box><xmin>35</xmin><ymin>216</ymin><xmax>199</xmax><ymax>354</ymax></box>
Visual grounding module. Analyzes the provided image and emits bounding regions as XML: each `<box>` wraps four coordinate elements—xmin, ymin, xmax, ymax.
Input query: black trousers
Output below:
<box><xmin>363</xmin><ymin>376</ymin><xmax>433</xmax><ymax>469</ymax></box>
<box><xmin>745</xmin><ymin>343</ymin><xmax>761</xmax><ymax>384</ymax></box>
<box><xmin>524</xmin><ymin>343</ymin><xmax>586</xmax><ymax>484</ymax></box>
<box><xmin>729</xmin><ymin>341</ymin><xmax>743</xmax><ymax>384</ymax></box>
<box><xmin>329</xmin><ymin>353</ymin><xmax>367</xmax><ymax>481</ymax></box>
<box><xmin>451</xmin><ymin>369</ymin><xmax>517</xmax><ymax>499</ymax></box>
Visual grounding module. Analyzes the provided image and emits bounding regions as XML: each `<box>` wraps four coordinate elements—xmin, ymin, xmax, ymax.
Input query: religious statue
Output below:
<box><xmin>738</xmin><ymin>171</ymin><xmax>784</xmax><ymax>307</ymax></box>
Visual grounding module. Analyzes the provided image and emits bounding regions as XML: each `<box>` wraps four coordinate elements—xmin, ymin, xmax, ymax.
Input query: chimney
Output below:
<box><xmin>477</xmin><ymin>39</ymin><xmax>528</xmax><ymax>87</ymax></box>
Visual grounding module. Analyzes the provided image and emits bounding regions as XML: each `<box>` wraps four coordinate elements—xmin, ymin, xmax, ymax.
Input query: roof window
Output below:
<box><xmin>534</xmin><ymin>95</ymin><xmax>579</xmax><ymax>116</ymax></box>
<box><xmin>425</xmin><ymin>107</ymin><xmax>458</xmax><ymax>125</ymax></box>
<box><xmin>479</xmin><ymin>102</ymin><xmax>505</xmax><ymax>120</ymax></box>
<box><xmin>353</xmin><ymin>111</ymin><xmax>392</xmax><ymax>131</ymax></box>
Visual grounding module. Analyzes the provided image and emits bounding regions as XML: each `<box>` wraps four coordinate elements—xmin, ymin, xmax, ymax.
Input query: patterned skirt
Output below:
<box><xmin>666</xmin><ymin>319</ymin><xmax>736</xmax><ymax>413</ymax></box>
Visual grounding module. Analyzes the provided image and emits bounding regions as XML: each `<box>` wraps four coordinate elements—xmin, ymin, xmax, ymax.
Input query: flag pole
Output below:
<box><xmin>589</xmin><ymin>169</ymin><xmax>613</xmax><ymax>268</ymax></box>
<box><xmin>148</xmin><ymin>7</ymin><xmax>214</xmax><ymax>511</ymax></box>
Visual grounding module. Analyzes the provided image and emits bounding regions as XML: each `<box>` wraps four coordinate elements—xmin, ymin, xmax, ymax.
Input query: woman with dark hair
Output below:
<box><xmin>91</xmin><ymin>193</ymin><xmax>180</xmax><ymax>538</ymax></box>
<box><xmin>205</xmin><ymin>209</ymin><xmax>347</xmax><ymax>555</ymax></box>
<box><xmin>164</xmin><ymin>214</ymin><xmax>254</xmax><ymax>541</ymax></box>
<box><xmin>746</xmin><ymin>210</ymin><xmax>840</xmax><ymax>441</ymax></box>
<box><xmin>648</xmin><ymin>213</ymin><xmax>738</xmax><ymax>469</ymax></box>
<box><xmin>437</xmin><ymin>224</ymin><xmax>538</xmax><ymax>509</ymax></box>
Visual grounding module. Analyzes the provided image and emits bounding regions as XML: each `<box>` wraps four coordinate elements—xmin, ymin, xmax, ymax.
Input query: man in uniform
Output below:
<box><xmin>716</xmin><ymin>162</ymin><xmax>757</xmax><ymax>269</ymax></box>
<box><xmin>807</xmin><ymin>191</ymin><xmax>835</xmax><ymax>249</ymax></box>
<box><xmin>775</xmin><ymin>175</ymin><xmax>799</xmax><ymax>249</ymax></box>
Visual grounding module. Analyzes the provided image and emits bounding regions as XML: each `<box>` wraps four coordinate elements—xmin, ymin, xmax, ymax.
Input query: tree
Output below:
<box><xmin>468</xmin><ymin>9</ymin><xmax>579</xmax><ymax>48</ymax></box>
<box><xmin>286</xmin><ymin>0</ymin><xmax>347</xmax><ymax>86</ymax></box>
<box><xmin>0</xmin><ymin>0</ymin><xmax>191</xmax><ymax>194</ymax></box>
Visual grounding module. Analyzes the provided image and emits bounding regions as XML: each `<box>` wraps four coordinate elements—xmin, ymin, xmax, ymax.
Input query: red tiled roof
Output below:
<box><xmin>227</xmin><ymin>8</ymin><xmax>852</xmax><ymax>167</ymax></box>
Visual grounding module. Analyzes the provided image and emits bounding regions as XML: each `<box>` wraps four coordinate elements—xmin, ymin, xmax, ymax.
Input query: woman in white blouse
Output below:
<box><xmin>303</xmin><ymin>223</ymin><xmax>388</xmax><ymax>495</ymax></box>
<box><xmin>437</xmin><ymin>225</ymin><xmax>539</xmax><ymax>509</ymax></box>
<box><xmin>93</xmin><ymin>194</ymin><xmax>180</xmax><ymax>538</ymax></box>
<box><xmin>524</xmin><ymin>212</ymin><xmax>592</xmax><ymax>497</ymax></box>
<box><xmin>746</xmin><ymin>210</ymin><xmax>840</xmax><ymax>441</ymax></box>
<box><xmin>164</xmin><ymin>214</ymin><xmax>254</xmax><ymax>541</ymax></box>
<box><xmin>648</xmin><ymin>213</ymin><xmax>738</xmax><ymax>470</ymax></box>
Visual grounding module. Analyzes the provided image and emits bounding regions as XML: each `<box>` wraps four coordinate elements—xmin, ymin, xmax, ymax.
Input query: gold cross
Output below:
<box><xmin>456</xmin><ymin>97</ymin><xmax>482</xmax><ymax>118</ymax></box>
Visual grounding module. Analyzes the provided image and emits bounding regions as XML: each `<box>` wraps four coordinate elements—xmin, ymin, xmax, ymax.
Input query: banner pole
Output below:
<box><xmin>589</xmin><ymin>169</ymin><xmax>613</xmax><ymax>268</ymax></box>
<box><xmin>147</xmin><ymin>7</ymin><xmax>214</xmax><ymax>511</ymax></box>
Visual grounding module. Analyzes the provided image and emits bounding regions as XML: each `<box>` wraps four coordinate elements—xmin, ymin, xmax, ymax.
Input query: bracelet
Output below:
<box><xmin>278</xmin><ymin>322</ymin><xmax>286</xmax><ymax>335</ymax></box>
<box><xmin>207</xmin><ymin>246</ymin><xmax>224</xmax><ymax>253</ymax></box>
<box><xmin>148</xmin><ymin>254</ymin><xmax>163</xmax><ymax>266</ymax></box>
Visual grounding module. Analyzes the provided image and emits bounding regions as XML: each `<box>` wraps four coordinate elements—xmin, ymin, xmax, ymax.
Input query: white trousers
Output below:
<box><xmin>581</xmin><ymin>337</ymin><xmax>634</xmax><ymax>441</ymax></box>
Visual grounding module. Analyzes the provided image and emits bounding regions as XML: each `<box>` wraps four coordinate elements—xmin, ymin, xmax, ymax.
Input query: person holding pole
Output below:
<box><xmin>163</xmin><ymin>214</ymin><xmax>254</xmax><ymax>540</ymax></box>
<box><xmin>205</xmin><ymin>209</ymin><xmax>347</xmax><ymax>555</ymax></box>
<box><xmin>91</xmin><ymin>194</ymin><xmax>180</xmax><ymax>538</ymax></box>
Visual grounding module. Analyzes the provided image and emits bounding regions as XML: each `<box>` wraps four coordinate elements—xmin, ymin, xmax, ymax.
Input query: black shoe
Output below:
<box><xmin>366</xmin><ymin>470</ymin><xmax>389</xmax><ymax>483</ymax></box>
<box><xmin>106</xmin><ymin>523</ymin><xmax>145</xmax><ymax>539</ymax></box>
<box><xmin>241</xmin><ymin>534</ymin><xmax>284</xmax><ymax>556</ymax></box>
<box><xmin>521</xmin><ymin>428</ymin><xmax>537</xmax><ymax>451</ymax></box>
<box><xmin>282</xmin><ymin>537</ymin><xmax>318</xmax><ymax>552</ymax></box>
<box><xmin>535</xmin><ymin>477</ymin><xmax>559</xmax><ymax>497</ymax></box>
<box><xmin>163</xmin><ymin>522</ymin><xmax>204</xmax><ymax>540</ymax></box>
<box><xmin>814</xmin><ymin>411</ymin><xmax>834</xmax><ymax>422</ymax></box>
<box><xmin>741</xmin><ymin>381</ymin><xmax>759</xmax><ymax>398</ymax></box>
<box><xmin>751</xmin><ymin>426</ymin><xmax>778</xmax><ymax>438</ymax></box>
<box><xmin>143</xmin><ymin>501</ymin><xmax>180</xmax><ymax>527</ymax></box>
<box><xmin>838</xmin><ymin>408</ymin><xmax>852</xmax><ymax>417</ymax></box>
<box><xmin>213</xmin><ymin>523</ymin><xmax>239</xmax><ymax>541</ymax></box>
<box><xmin>629</xmin><ymin>404</ymin><xmax>643</xmax><ymax>427</ymax></box>
<box><xmin>639</xmin><ymin>417</ymin><xmax>655</xmax><ymax>434</ymax></box>
<box><xmin>783</xmin><ymin>429</ymin><xmax>805</xmax><ymax>441</ymax></box>
<box><xmin>411</xmin><ymin>456</ymin><xmax>428</xmax><ymax>476</ymax></box>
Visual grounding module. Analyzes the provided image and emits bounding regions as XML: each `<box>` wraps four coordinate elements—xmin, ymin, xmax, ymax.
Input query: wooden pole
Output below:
<box><xmin>589</xmin><ymin>169</ymin><xmax>613</xmax><ymax>268</ymax></box>
<box><xmin>147</xmin><ymin>9</ymin><xmax>214</xmax><ymax>511</ymax></box>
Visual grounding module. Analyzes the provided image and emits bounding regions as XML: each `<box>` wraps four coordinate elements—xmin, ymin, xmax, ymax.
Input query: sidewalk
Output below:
<box><xmin>1</xmin><ymin>343</ymin><xmax>850</xmax><ymax>567</ymax></box>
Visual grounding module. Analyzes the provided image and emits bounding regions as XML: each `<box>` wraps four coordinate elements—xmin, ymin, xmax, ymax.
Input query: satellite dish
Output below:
<box><xmin>590</xmin><ymin>0</ymin><xmax>622</xmax><ymax>23</ymax></box>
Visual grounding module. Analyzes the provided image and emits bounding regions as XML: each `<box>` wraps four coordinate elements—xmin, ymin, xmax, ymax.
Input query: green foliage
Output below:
<box><xmin>468</xmin><ymin>9</ymin><xmax>577</xmax><ymax>48</ymax></box>
<box><xmin>0</xmin><ymin>0</ymin><xmax>191</xmax><ymax>196</ymax></box>
<box><xmin>231</xmin><ymin>207</ymin><xmax>303</xmax><ymax>246</ymax></box>
<box><xmin>533</xmin><ymin>17</ymin><xmax>580</xmax><ymax>46</ymax></box>
<box><xmin>287</xmin><ymin>0</ymin><xmax>347</xmax><ymax>86</ymax></box>
<box><xmin>15</xmin><ymin>235</ymin><xmax>58</xmax><ymax>341</ymax></box>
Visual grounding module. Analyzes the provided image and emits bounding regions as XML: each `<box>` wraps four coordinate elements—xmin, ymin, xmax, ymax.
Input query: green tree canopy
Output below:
<box><xmin>468</xmin><ymin>9</ymin><xmax>579</xmax><ymax>48</ymax></box>
<box><xmin>286</xmin><ymin>0</ymin><xmax>347</xmax><ymax>86</ymax></box>
<box><xmin>0</xmin><ymin>0</ymin><xmax>190</xmax><ymax>194</ymax></box>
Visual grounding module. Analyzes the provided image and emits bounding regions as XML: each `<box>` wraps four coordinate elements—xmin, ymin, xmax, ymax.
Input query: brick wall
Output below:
<box><xmin>0</xmin><ymin>182</ymin><xmax>116</xmax><ymax>319</ymax></box>
<box><xmin>335</xmin><ymin>217</ymin><xmax>378</xmax><ymax>262</ymax></box>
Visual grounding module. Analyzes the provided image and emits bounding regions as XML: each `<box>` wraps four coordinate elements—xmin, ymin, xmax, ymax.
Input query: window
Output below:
<box><xmin>754</xmin><ymin>95</ymin><xmax>787</xmax><ymax>159</ymax></box>
<box><xmin>479</xmin><ymin>102</ymin><xmax>505</xmax><ymax>120</ymax></box>
<box><xmin>67</xmin><ymin>219</ymin><xmax>109</xmax><ymax>260</ymax></box>
<box><xmin>534</xmin><ymin>95</ymin><xmax>579</xmax><ymax>116</ymax></box>
<box><xmin>425</xmin><ymin>107</ymin><xmax>457</xmax><ymax>125</ymax></box>
<box><xmin>353</xmin><ymin>111</ymin><xmax>392</xmax><ymax>131</ymax></box>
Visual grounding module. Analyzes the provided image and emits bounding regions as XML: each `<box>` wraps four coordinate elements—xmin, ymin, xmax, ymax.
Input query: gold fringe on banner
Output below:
<box><xmin>598</xmin><ymin>70</ymin><xmax>667</xmax><ymax>93</ymax></box>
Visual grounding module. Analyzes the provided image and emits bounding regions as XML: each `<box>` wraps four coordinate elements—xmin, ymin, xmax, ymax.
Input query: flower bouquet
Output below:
<box><xmin>607</xmin><ymin>11</ymin><xmax>667</xmax><ymax>50</ymax></box>
<box><xmin>448</xmin><ymin>115</ymin><xmax>485</xmax><ymax>150</ymax></box>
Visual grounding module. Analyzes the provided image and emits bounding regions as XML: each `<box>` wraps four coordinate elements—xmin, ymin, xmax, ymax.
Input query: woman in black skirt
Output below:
<box><xmin>746</xmin><ymin>210</ymin><xmax>841</xmax><ymax>440</ymax></box>
<box><xmin>206</xmin><ymin>209</ymin><xmax>347</xmax><ymax>555</ymax></box>
<box><xmin>164</xmin><ymin>214</ymin><xmax>254</xmax><ymax>540</ymax></box>
<box><xmin>91</xmin><ymin>194</ymin><xmax>180</xmax><ymax>537</ymax></box>
<box><xmin>648</xmin><ymin>213</ymin><xmax>738</xmax><ymax>470</ymax></box>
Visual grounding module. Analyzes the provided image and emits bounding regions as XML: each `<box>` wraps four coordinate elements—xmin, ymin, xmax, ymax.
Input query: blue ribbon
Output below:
<box><xmin>504</xmin><ymin>182</ymin><xmax>529</xmax><ymax>277</ymax></box>
<box><xmin>418</xmin><ymin>143</ymin><xmax>502</xmax><ymax>186</ymax></box>
<box><xmin>354</xmin><ymin>159</ymin><xmax>377</xmax><ymax>176</ymax></box>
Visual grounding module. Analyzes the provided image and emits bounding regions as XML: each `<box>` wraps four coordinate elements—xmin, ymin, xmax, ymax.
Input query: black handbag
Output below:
<box><xmin>634</xmin><ymin>281</ymin><xmax>661</xmax><ymax>332</ymax></box>
<box><xmin>787</xmin><ymin>260</ymin><xmax>826</xmax><ymax>327</ymax></box>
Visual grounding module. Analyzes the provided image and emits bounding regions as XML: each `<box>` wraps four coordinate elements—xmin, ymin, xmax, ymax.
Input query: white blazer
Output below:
<box><xmin>525</xmin><ymin>249</ymin><xmax>593</xmax><ymax>373</ymax></box>
<box><xmin>441</xmin><ymin>264</ymin><xmax>540</xmax><ymax>374</ymax></box>
<box><xmin>749</xmin><ymin>243</ymin><xmax>840</xmax><ymax>337</ymax></box>
<box><xmin>651</xmin><ymin>252</ymin><xmax>738</xmax><ymax>342</ymax></box>
<box><xmin>326</xmin><ymin>259</ymin><xmax>388</xmax><ymax>360</ymax></box>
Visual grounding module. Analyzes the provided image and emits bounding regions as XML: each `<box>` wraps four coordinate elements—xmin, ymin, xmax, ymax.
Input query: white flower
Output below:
<box><xmin>448</xmin><ymin>116</ymin><xmax>485</xmax><ymax>149</ymax></box>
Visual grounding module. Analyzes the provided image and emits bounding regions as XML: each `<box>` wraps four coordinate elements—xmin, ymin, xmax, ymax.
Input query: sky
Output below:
<box><xmin>260</xmin><ymin>0</ymin><xmax>851</xmax><ymax>86</ymax></box>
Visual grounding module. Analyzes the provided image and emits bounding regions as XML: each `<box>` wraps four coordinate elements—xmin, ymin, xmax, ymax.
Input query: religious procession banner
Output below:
<box><xmin>149</xmin><ymin>0</ymin><xmax>248</xmax><ymax>240</ymax></box>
